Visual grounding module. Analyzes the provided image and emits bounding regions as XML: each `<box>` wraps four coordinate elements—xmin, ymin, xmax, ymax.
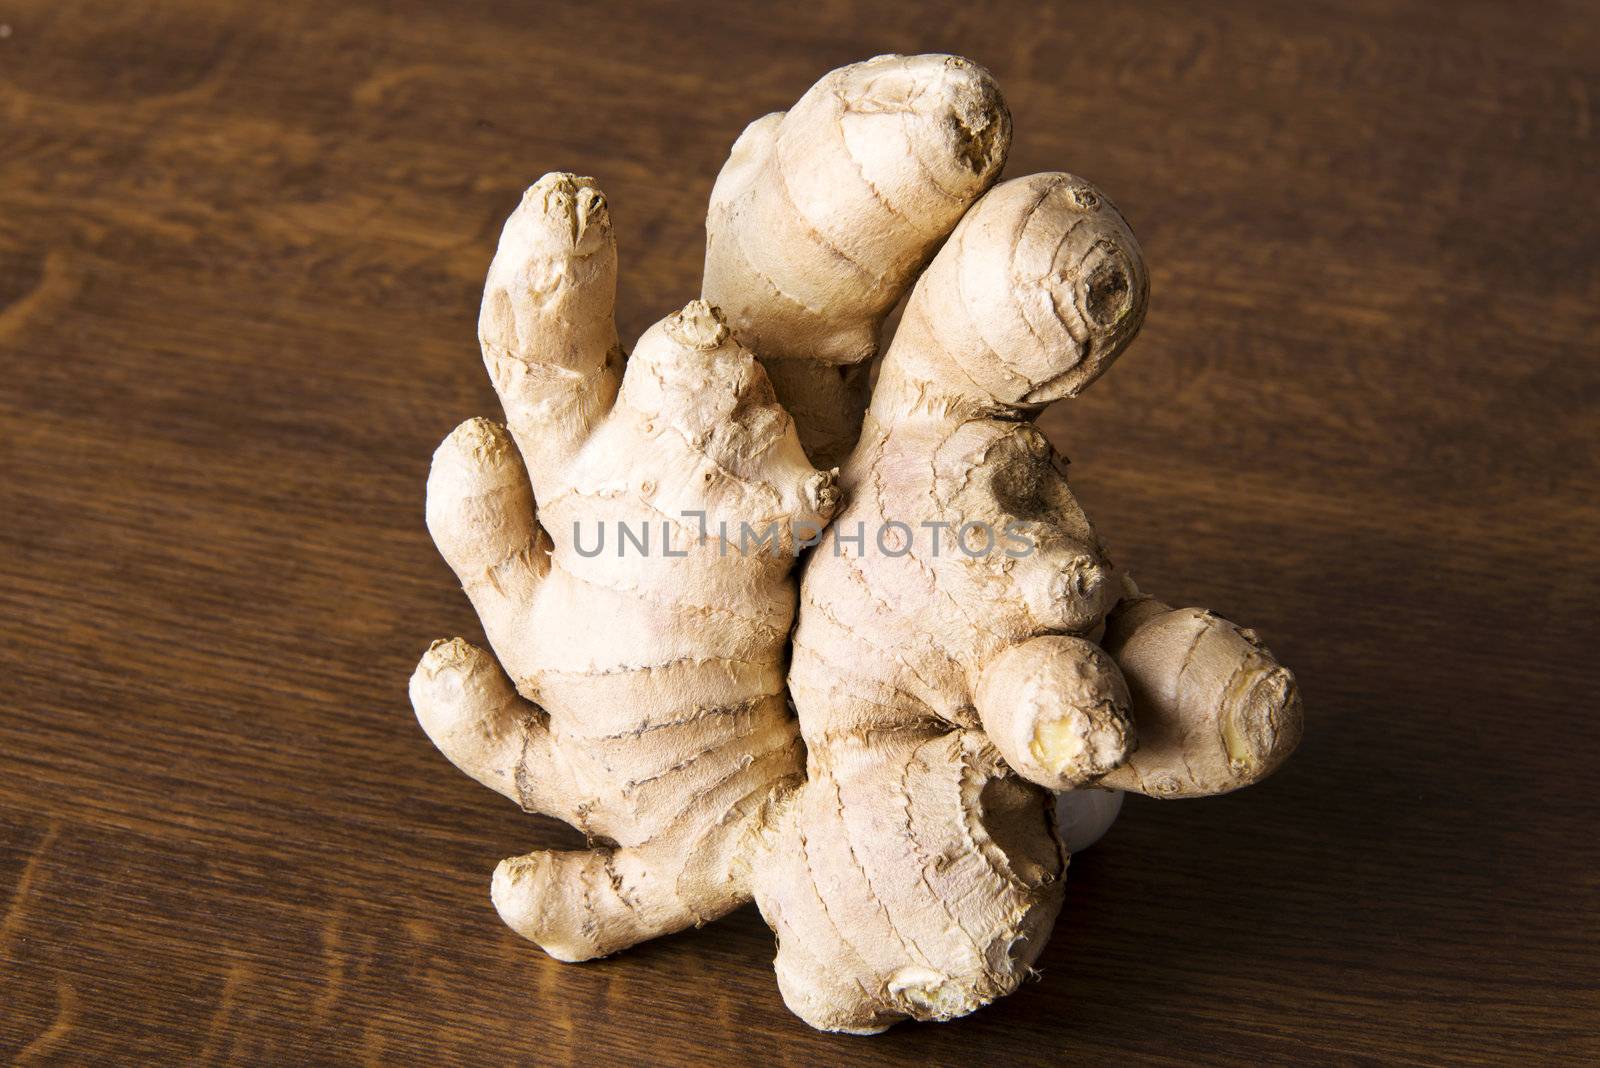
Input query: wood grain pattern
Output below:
<box><xmin>2</xmin><ymin>0</ymin><xmax>1597</xmax><ymax>1063</ymax></box>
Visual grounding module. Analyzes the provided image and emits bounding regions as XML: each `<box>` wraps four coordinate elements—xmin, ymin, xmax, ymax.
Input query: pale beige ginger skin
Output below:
<box><xmin>703</xmin><ymin>53</ymin><xmax>1011</xmax><ymax>466</ymax></box>
<box><xmin>410</xmin><ymin>53</ymin><xmax>1304</xmax><ymax>1037</ymax></box>
<box><xmin>1095</xmin><ymin>580</ymin><xmax>1303</xmax><ymax>798</ymax></box>
<box><xmin>756</xmin><ymin>172</ymin><xmax>1299</xmax><ymax>1033</ymax></box>
<box><xmin>753</xmin><ymin>172</ymin><xmax>1151</xmax><ymax>1033</ymax></box>
<box><xmin>410</xmin><ymin>53</ymin><xmax>1022</xmax><ymax>967</ymax></box>
<box><xmin>977</xmin><ymin>637</ymin><xmax>1135</xmax><ymax>790</ymax></box>
<box><xmin>411</xmin><ymin>172</ymin><xmax>838</xmax><ymax>963</ymax></box>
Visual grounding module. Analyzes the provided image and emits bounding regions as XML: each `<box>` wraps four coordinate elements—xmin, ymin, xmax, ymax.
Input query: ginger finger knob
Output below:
<box><xmin>974</xmin><ymin>635</ymin><xmax>1135</xmax><ymax>790</ymax></box>
<box><xmin>1099</xmin><ymin>596</ymin><xmax>1303</xmax><ymax>797</ymax></box>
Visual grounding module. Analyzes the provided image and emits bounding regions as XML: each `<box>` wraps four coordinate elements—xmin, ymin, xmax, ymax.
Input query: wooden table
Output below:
<box><xmin>3</xmin><ymin>1</ymin><xmax>1596</xmax><ymax>1063</ymax></box>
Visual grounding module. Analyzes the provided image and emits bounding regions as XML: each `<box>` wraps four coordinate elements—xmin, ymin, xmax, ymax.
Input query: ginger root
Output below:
<box><xmin>760</xmin><ymin>171</ymin><xmax>1299</xmax><ymax>1031</ymax></box>
<box><xmin>411</xmin><ymin>54</ymin><xmax>1302</xmax><ymax>1034</ymax></box>
<box><xmin>704</xmin><ymin>53</ymin><xmax>1010</xmax><ymax>466</ymax></box>
<box><xmin>412</xmin><ymin>57</ymin><xmax>1004</xmax><ymax>963</ymax></box>
<box><xmin>1096</xmin><ymin>580</ymin><xmax>1302</xmax><ymax>798</ymax></box>
<box><xmin>414</xmin><ymin>179</ymin><xmax>833</xmax><ymax>958</ymax></box>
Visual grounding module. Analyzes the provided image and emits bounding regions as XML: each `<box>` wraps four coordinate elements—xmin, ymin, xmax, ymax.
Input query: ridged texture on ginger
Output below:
<box><xmin>413</xmin><ymin>55</ymin><xmax>1024</xmax><ymax>970</ymax></box>
<box><xmin>411</xmin><ymin>174</ymin><xmax>836</xmax><ymax>961</ymax></box>
<box><xmin>1096</xmin><ymin>585</ymin><xmax>1303</xmax><ymax>798</ymax></box>
<box><xmin>704</xmin><ymin>53</ymin><xmax>1011</xmax><ymax>465</ymax></box>
<box><xmin>754</xmin><ymin>732</ymin><xmax>1066</xmax><ymax>1034</ymax></box>
<box><xmin>412</xmin><ymin>55</ymin><xmax>1305</xmax><ymax>1037</ymax></box>
<box><xmin>752</xmin><ymin>173</ymin><xmax>1150</xmax><ymax>1031</ymax></box>
<box><xmin>753</xmin><ymin>173</ymin><xmax>1301</xmax><ymax>1031</ymax></box>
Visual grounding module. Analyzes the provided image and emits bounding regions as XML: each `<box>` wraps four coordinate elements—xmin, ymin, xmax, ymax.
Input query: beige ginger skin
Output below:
<box><xmin>411</xmin><ymin>57</ymin><xmax>1006</xmax><ymax>963</ymax></box>
<box><xmin>411</xmin><ymin>54</ymin><xmax>1302</xmax><ymax>1034</ymax></box>
<box><xmin>704</xmin><ymin>53</ymin><xmax>1010</xmax><ymax>467</ymax></box>
<box><xmin>759</xmin><ymin>173</ymin><xmax>1299</xmax><ymax>1031</ymax></box>
<box><xmin>413</xmin><ymin>179</ymin><xmax>835</xmax><ymax>960</ymax></box>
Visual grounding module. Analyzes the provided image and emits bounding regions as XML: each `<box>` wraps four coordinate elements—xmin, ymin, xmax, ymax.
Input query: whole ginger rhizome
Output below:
<box><xmin>410</xmin><ymin>54</ymin><xmax>1302</xmax><ymax>1034</ymax></box>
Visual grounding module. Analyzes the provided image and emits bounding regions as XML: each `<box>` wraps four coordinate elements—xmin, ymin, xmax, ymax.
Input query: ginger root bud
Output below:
<box><xmin>976</xmin><ymin>636</ymin><xmax>1135</xmax><ymax>791</ymax></box>
<box><xmin>1098</xmin><ymin>588</ymin><xmax>1303</xmax><ymax>798</ymax></box>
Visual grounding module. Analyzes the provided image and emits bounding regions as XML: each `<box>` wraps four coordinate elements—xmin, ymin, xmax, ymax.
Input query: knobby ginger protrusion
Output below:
<box><xmin>704</xmin><ymin>53</ymin><xmax>1011</xmax><ymax>466</ymax></box>
<box><xmin>415</xmin><ymin>177</ymin><xmax>833</xmax><ymax>961</ymax></box>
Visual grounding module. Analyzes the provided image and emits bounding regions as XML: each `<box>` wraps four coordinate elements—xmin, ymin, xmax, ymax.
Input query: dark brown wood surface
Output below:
<box><xmin>2</xmin><ymin>1</ymin><xmax>1597</xmax><ymax>1063</ymax></box>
